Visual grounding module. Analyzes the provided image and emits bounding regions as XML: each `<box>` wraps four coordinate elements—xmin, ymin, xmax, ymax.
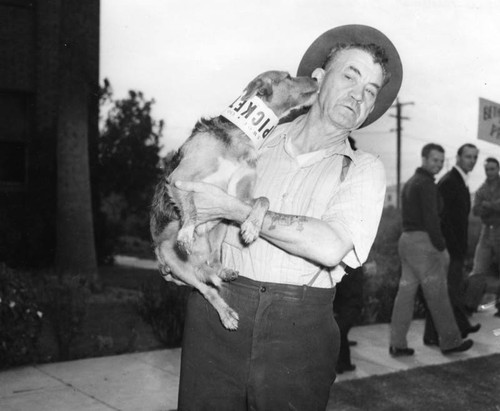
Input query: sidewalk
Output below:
<box><xmin>1</xmin><ymin>306</ymin><xmax>499</xmax><ymax>411</ymax></box>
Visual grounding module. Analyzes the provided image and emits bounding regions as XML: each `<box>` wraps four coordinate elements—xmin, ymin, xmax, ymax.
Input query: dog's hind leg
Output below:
<box><xmin>206</xmin><ymin>223</ymin><xmax>239</xmax><ymax>281</ymax></box>
<box><xmin>197</xmin><ymin>281</ymin><xmax>239</xmax><ymax>330</ymax></box>
<box><xmin>159</xmin><ymin>243</ymin><xmax>239</xmax><ymax>329</ymax></box>
<box><xmin>155</xmin><ymin>226</ymin><xmax>239</xmax><ymax>329</ymax></box>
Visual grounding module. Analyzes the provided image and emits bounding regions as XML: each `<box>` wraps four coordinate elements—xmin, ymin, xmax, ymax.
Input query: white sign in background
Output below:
<box><xmin>478</xmin><ymin>97</ymin><xmax>500</xmax><ymax>146</ymax></box>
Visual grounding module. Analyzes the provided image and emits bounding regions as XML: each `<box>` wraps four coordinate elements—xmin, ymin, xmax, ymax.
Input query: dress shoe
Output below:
<box><xmin>423</xmin><ymin>337</ymin><xmax>439</xmax><ymax>346</ymax></box>
<box><xmin>389</xmin><ymin>346</ymin><xmax>415</xmax><ymax>357</ymax></box>
<box><xmin>442</xmin><ymin>339</ymin><xmax>473</xmax><ymax>354</ymax></box>
<box><xmin>461</xmin><ymin>323</ymin><xmax>481</xmax><ymax>338</ymax></box>
<box><xmin>336</xmin><ymin>363</ymin><xmax>356</xmax><ymax>374</ymax></box>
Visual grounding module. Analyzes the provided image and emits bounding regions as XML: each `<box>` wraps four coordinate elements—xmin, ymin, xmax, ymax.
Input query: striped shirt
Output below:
<box><xmin>221</xmin><ymin>118</ymin><xmax>386</xmax><ymax>288</ymax></box>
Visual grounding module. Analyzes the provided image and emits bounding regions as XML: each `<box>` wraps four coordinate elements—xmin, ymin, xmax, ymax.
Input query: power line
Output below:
<box><xmin>389</xmin><ymin>98</ymin><xmax>414</xmax><ymax>209</ymax></box>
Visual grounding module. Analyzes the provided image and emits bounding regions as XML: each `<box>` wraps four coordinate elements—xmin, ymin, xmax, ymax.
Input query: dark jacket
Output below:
<box><xmin>438</xmin><ymin>167</ymin><xmax>470</xmax><ymax>258</ymax></box>
<box><xmin>401</xmin><ymin>167</ymin><xmax>446</xmax><ymax>251</ymax></box>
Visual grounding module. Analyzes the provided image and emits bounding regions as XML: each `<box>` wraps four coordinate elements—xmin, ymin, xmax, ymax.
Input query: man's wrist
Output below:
<box><xmin>225</xmin><ymin>197</ymin><xmax>252</xmax><ymax>223</ymax></box>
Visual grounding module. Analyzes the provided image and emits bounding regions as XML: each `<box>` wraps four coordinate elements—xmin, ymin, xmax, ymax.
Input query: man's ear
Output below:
<box><xmin>311</xmin><ymin>68</ymin><xmax>325</xmax><ymax>86</ymax></box>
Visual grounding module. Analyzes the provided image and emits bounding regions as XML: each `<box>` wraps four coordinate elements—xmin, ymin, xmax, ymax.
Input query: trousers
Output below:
<box><xmin>465</xmin><ymin>224</ymin><xmax>500</xmax><ymax>309</ymax></box>
<box><xmin>424</xmin><ymin>256</ymin><xmax>472</xmax><ymax>340</ymax></box>
<box><xmin>333</xmin><ymin>266</ymin><xmax>363</xmax><ymax>368</ymax></box>
<box><xmin>390</xmin><ymin>231</ymin><xmax>462</xmax><ymax>350</ymax></box>
<box><xmin>177</xmin><ymin>275</ymin><xmax>338</xmax><ymax>411</ymax></box>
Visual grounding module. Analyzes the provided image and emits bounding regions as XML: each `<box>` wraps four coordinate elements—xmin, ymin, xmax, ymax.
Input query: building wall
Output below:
<box><xmin>0</xmin><ymin>0</ymin><xmax>99</xmax><ymax>267</ymax></box>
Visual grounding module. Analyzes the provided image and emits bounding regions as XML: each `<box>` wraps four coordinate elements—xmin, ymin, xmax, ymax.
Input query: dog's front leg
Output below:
<box><xmin>229</xmin><ymin>171</ymin><xmax>270</xmax><ymax>244</ymax></box>
<box><xmin>241</xmin><ymin>197</ymin><xmax>270</xmax><ymax>243</ymax></box>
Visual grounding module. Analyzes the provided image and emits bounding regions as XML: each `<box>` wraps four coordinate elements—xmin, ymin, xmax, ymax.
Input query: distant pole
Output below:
<box><xmin>390</xmin><ymin>99</ymin><xmax>414</xmax><ymax>209</ymax></box>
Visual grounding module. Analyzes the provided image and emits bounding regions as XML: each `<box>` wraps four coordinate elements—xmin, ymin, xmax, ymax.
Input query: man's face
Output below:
<box><xmin>485</xmin><ymin>161</ymin><xmax>500</xmax><ymax>181</ymax></box>
<box><xmin>422</xmin><ymin>150</ymin><xmax>445</xmax><ymax>175</ymax></box>
<box><xmin>317</xmin><ymin>49</ymin><xmax>384</xmax><ymax>130</ymax></box>
<box><xmin>456</xmin><ymin>147</ymin><xmax>479</xmax><ymax>174</ymax></box>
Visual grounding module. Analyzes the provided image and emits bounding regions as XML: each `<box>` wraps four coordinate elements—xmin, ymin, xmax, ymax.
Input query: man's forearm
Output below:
<box><xmin>259</xmin><ymin>211</ymin><xmax>352</xmax><ymax>267</ymax></box>
<box><xmin>174</xmin><ymin>180</ymin><xmax>353</xmax><ymax>267</ymax></box>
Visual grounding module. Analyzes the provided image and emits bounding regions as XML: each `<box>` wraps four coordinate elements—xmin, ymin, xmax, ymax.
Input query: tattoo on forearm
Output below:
<box><xmin>268</xmin><ymin>213</ymin><xmax>307</xmax><ymax>231</ymax></box>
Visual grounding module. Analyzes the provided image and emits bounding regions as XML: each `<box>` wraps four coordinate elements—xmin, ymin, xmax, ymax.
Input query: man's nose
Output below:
<box><xmin>350</xmin><ymin>86</ymin><xmax>363</xmax><ymax>102</ymax></box>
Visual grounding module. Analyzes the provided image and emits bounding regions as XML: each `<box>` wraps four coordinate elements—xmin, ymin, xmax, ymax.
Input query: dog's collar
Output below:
<box><xmin>221</xmin><ymin>94</ymin><xmax>279</xmax><ymax>149</ymax></box>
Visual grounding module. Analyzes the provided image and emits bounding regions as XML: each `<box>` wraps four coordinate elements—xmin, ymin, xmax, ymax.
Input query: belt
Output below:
<box><xmin>226</xmin><ymin>275</ymin><xmax>336</xmax><ymax>303</ymax></box>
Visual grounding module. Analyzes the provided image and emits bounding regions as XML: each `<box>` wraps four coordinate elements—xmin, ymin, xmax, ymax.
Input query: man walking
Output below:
<box><xmin>424</xmin><ymin>144</ymin><xmax>481</xmax><ymax>343</ymax></box>
<box><xmin>465</xmin><ymin>157</ymin><xmax>500</xmax><ymax>317</ymax></box>
<box><xmin>390</xmin><ymin>143</ymin><xmax>473</xmax><ymax>356</ymax></box>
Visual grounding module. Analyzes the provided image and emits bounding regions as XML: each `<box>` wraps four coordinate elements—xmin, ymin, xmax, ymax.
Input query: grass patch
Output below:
<box><xmin>35</xmin><ymin>263</ymin><xmax>182</xmax><ymax>364</ymax></box>
<box><xmin>328</xmin><ymin>354</ymin><xmax>500</xmax><ymax>410</ymax></box>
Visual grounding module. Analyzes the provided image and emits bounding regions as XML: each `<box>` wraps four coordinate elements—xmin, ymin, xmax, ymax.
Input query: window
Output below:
<box><xmin>0</xmin><ymin>91</ymin><xmax>31</xmax><ymax>185</ymax></box>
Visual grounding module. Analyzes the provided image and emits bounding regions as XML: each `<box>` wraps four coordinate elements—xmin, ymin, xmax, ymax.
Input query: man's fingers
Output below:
<box><xmin>174</xmin><ymin>180</ymin><xmax>207</xmax><ymax>192</ymax></box>
<box><xmin>163</xmin><ymin>273</ymin><xmax>189</xmax><ymax>287</ymax></box>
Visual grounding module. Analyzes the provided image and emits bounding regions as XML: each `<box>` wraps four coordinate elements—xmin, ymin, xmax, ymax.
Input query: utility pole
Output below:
<box><xmin>390</xmin><ymin>99</ymin><xmax>414</xmax><ymax>209</ymax></box>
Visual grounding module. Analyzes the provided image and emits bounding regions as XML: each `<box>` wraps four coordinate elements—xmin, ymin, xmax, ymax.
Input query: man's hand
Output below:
<box><xmin>174</xmin><ymin>181</ymin><xmax>251</xmax><ymax>226</ymax></box>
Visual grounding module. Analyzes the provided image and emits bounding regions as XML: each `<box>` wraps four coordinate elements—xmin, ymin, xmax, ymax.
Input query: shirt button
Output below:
<box><xmin>260</xmin><ymin>286</ymin><xmax>266</xmax><ymax>293</ymax></box>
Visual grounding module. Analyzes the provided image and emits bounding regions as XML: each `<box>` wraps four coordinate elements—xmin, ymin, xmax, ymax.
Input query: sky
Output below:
<box><xmin>100</xmin><ymin>0</ymin><xmax>500</xmax><ymax>191</ymax></box>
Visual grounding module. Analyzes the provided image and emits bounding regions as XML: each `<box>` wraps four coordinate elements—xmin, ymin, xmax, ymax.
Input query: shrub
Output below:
<box><xmin>41</xmin><ymin>275</ymin><xmax>89</xmax><ymax>361</ymax></box>
<box><xmin>0</xmin><ymin>263</ymin><xmax>43</xmax><ymax>368</ymax></box>
<box><xmin>137</xmin><ymin>277</ymin><xmax>190</xmax><ymax>348</ymax></box>
<box><xmin>360</xmin><ymin>207</ymin><xmax>403</xmax><ymax>324</ymax></box>
<box><xmin>361</xmin><ymin>206</ymin><xmax>436</xmax><ymax>324</ymax></box>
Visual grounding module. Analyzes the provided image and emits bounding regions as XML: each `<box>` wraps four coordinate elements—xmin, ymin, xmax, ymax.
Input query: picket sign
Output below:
<box><xmin>221</xmin><ymin>94</ymin><xmax>279</xmax><ymax>149</ymax></box>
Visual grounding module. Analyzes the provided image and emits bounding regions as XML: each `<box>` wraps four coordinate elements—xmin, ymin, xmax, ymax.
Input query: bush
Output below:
<box><xmin>41</xmin><ymin>275</ymin><xmax>90</xmax><ymax>361</ymax></box>
<box><xmin>360</xmin><ymin>206</ymin><xmax>438</xmax><ymax>324</ymax></box>
<box><xmin>137</xmin><ymin>277</ymin><xmax>190</xmax><ymax>348</ymax></box>
<box><xmin>360</xmin><ymin>207</ymin><xmax>403</xmax><ymax>324</ymax></box>
<box><xmin>0</xmin><ymin>263</ymin><xmax>43</xmax><ymax>368</ymax></box>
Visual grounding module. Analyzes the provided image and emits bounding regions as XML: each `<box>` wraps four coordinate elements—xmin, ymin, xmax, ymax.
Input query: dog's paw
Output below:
<box><xmin>177</xmin><ymin>226</ymin><xmax>195</xmax><ymax>254</ymax></box>
<box><xmin>220</xmin><ymin>307</ymin><xmax>239</xmax><ymax>330</ymax></box>
<box><xmin>240</xmin><ymin>219</ymin><xmax>260</xmax><ymax>244</ymax></box>
<box><xmin>219</xmin><ymin>268</ymin><xmax>239</xmax><ymax>282</ymax></box>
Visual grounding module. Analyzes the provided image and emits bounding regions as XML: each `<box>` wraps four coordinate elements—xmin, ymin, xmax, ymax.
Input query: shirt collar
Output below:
<box><xmin>260</xmin><ymin>116</ymin><xmax>356</xmax><ymax>165</ymax></box>
<box><xmin>416</xmin><ymin>167</ymin><xmax>435</xmax><ymax>180</ymax></box>
<box><xmin>453</xmin><ymin>165</ymin><xmax>469</xmax><ymax>186</ymax></box>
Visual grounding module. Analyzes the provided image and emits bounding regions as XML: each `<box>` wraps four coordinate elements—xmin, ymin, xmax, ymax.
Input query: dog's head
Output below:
<box><xmin>241</xmin><ymin>71</ymin><xmax>318</xmax><ymax>119</ymax></box>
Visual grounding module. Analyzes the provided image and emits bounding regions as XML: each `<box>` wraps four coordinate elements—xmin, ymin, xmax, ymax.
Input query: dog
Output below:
<box><xmin>150</xmin><ymin>70</ymin><xmax>318</xmax><ymax>329</ymax></box>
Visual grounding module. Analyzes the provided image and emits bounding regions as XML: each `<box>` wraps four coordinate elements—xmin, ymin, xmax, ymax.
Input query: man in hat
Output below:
<box><xmin>174</xmin><ymin>25</ymin><xmax>402</xmax><ymax>410</ymax></box>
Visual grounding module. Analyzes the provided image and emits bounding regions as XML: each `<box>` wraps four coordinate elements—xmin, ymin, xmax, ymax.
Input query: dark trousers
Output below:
<box><xmin>178</xmin><ymin>276</ymin><xmax>339</xmax><ymax>411</ymax></box>
<box><xmin>424</xmin><ymin>256</ymin><xmax>471</xmax><ymax>340</ymax></box>
<box><xmin>333</xmin><ymin>266</ymin><xmax>363</xmax><ymax>368</ymax></box>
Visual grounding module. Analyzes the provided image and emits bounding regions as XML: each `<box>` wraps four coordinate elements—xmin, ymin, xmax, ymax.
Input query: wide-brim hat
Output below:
<box><xmin>297</xmin><ymin>24</ymin><xmax>403</xmax><ymax>128</ymax></box>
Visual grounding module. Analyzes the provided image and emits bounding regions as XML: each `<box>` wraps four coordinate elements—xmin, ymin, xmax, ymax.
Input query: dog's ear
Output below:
<box><xmin>242</xmin><ymin>77</ymin><xmax>273</xmax><ymax>100</ymax></box>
